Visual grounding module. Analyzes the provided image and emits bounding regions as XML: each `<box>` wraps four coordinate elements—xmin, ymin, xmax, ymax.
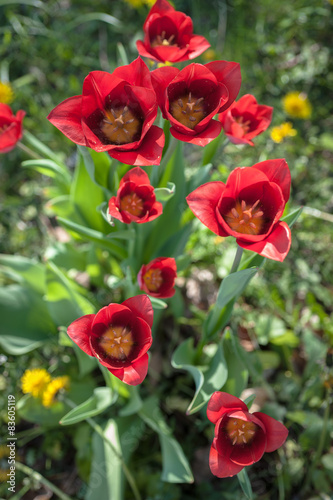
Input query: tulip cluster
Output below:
<box><xmin>6</xmin><ymin>0</ymin><xmax>292</xmax><ymax>484</ymax></box>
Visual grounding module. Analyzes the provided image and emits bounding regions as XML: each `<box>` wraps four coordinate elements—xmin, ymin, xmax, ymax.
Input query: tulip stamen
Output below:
<box><xmin>143</xmin><ymin>268</ymin><xmax>163</xmax><ymax>292</ymax></box>
<box><xmin>170</xmin><ymin>91</ymin><xmax>206</xmax><ymax>129</ymax></box>
<box><xmin>225</xmin><ymin>417</ymin><xmax>257</xmax><ymax>446</ymax></box>
<box><xmin>101</xmin><ymin>105</ymin><xmax>142</xmax><ymax>145</ymax></box>
<box><xmin>120</xmin><ymin>192</ymin><xmax>145</xmax><ymax>217</ymax></box>
<box><xmin>98</xmin><ymin>324</ymin><xmax>134</xmax><ymax>361</ymax></box>
<box><xmin>223</xmin><ymin>198</ymin><xmax>265</xmax><ymax>235</ymax></box>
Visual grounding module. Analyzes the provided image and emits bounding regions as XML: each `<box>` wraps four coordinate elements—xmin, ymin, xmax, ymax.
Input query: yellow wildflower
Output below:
<box><xmin>157</xmin><ymin>61</ymin><xmax>173</xmax><ymax>68</ymax></box>
<box><xmin>282</xmin><ymin>91</ymin><xmax>312</xmax><ymax>119</ymax></box>
<box><xmin>42</xmin><ymin>376</ymin><xmax>70</xmax><ymax>408</ymax></box>
<box><xmin>202</xmin><ymin>49</ymin><xmax>217</xmax><ymax>62</ymax></box>
<box><xmin>123</xmin><ymin>0</ymin><xmax>155</xmax><ymax>8</ymax></box>
<box><xmin>21</xmin><ymin>368</ymin><xmax>51</xmax><ymax>398</ymax></box>
<box><xmin>270</xmin><ymin>122</ymin><xmax>297</xmax><ymax>143</ymax></box>
<box><xmin>0</xmin><ymin>81</ymin><xmax>14</xmax><ymax>104</ymax></box>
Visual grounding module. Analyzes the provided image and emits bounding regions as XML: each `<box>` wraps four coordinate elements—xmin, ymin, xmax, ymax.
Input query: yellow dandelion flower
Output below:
<box><xmin>270</xmin><ymin>122</ymin><xmax>297</xmax><ymax>143</ymax></box>
<box><xmin>42</xmin><ymin>376</ymin><xmax>70</xmax><ymax>408</ymax></box>
<box><xmin>21</xmin><ymin>368</ymin><xmax>51</xmax><ymax>398</ymax></box>
<box><xmin>282</xmin><ymin>91</ymin><xmax>312</xmax><ymax>119</ymax></box>
<box><xmin>0</xmin><ymin>81</ymin><xmax>14</xmax><ymax>104</ymax></box>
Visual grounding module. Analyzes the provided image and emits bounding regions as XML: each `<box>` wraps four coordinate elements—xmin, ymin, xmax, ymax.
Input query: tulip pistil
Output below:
<box><xmin>225</xmin><ymin>417</ymin><xmax>257</xmax><ymax>446</ymax></box>
<box><xmin>99</xmin><ymin>325</ymin><xmax>134</xmax><ymax>361</ymax></box>
<box><xmin>223</xmin><ymin>199</ymin><xmax>265</xmax><ymax>235</ymax></box>
<box><xmin>120</xmin><ymin>192</ymin><xmax>145</xmax><ymax>217</ymax></box>
<box><xmin>143</xmin><ymin>268</ymin><xmax>163</xmax><ymax>292</ymax></box>
<box><xmin>101</xmin><ymin>105</ymin><xmax>142</xmax><ymax>145</ymax></box>
<box><xmin>170</xmin><ymin>92</ymin><xmax>205</xmax><ymax>129</ymax></box>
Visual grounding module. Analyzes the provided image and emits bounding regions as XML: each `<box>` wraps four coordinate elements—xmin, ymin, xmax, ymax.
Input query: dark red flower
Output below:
<box><xmin>0</xmin><ymin>104</ymin><xmax>25</xmax><ymax>153</ymax></box>
<box><xmin>207</xmin><ymin>392</ymin><xmax>288</xmax><ymax>478</ymax></box>
<box><xmin>67</xmin><ymin>295</ymin><xmax>153</xmax><ymax>386</ymax></box>
<box><xmin>108</xmin><ymin>167</ymin><xmax>162</xmax><ymax>224</ymax></box>
<box><xmin>47</xmin><ymin>57</ymin><xmax>164</xmax><ymax>166</ymax></box>
<box><xmin>219</xmin><ymin>94</ymin><xmax>273</xmax><ymax>146</ymax></box>
<box><xmin>186</xmin><ymin>159</ymin><xmax>291</xmax><ymax>262</ymax></box>
<box><xmin>151</xmin><ymin>61</ymin><xmax>241</xmax><ymax>146</ymax></box>
<box><xmin>138</xmin><ymin>257</ymin><xmax>177</xmax><ymax>298</ymax></box>
<box><xmin>136</xmin><ymin>0</ymin><xmax>210</xmax><ymax>64</ymax></box>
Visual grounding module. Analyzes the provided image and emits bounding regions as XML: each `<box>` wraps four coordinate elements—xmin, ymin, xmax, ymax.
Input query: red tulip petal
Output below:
<box><xmin>187</xmin><ymin>35</ymin><xmax>211</xmax><ymax>59</ymax></box>
<box><xmin>237</xmin><ymin>221</ymin><xmax>291</xmax><ymax>262</ymax></box>
<box><xmin>170</xmin><ymin>119</ymin><xmax>222</xmax><ymax>147</ymax></box>
<box><xmin>209</xmin><ymin>441</ymin><xmax>244</xmax><ymax>478</ymax></box>
<box><xmin>254</xmin><ymin>412</ymin><xmax>288</xmax><ymax>452</ymax></box>
<box><xmin>123</xmin><ymin>295</ymin><xmax>154</xmax><ymax>328</ymax></box>
<box><xmin>0</xmin><ymin>103</ymin><xmax>15</xmax><ymax>118</ymax></box>
<box><xmin>205</xmin><ymin>61</ymin><xmax>241</xmax><ymax>112</ymax></box>
<box><xmin>67</xmin><ymin>314</ymin><xmax>95</xmax><ymax>356</ymax></box>
<box><xmin>111</xmin><ymin>353</ymin><xmax>149</xmax><ymax>386</ymax></box>
<box><xmin>91</xmin><ymin>304</ymin><xmax>132</xmax><ymax>336</ymax></box>
<box><xmin>148</xmin><ymin>0</ymin><xmax>174</xmax><ymax>17</ymax></box>
<box><xmin>109</xmin><ymin>125</ymin><xmax>165</xmax><ymax>166</ymax></box>
<box><xmin>0</xmin><ymin>123</ymin><xmax>22</xmax><ymax>152</ymax></box>
<box><xmin>186</xmin><ymin>181</ymin><xmax>228</xmax><ymax>237</ymax></box>
<box><xmin>121</xmin><ymin>167</ymin><xmax>151</xmax><ymax>186</ymax></box>
<box><xmin>47</xmin><ymin>96</ymin><xmax>86</xmax><ymax>146</ymax></box>
<box><xmin>253</xmin><ymin>159</ymin><xmax>291</xmax><ymax>204</ymax></box>
<box><xmin>151</xmin><ymin>66</ymin><xmax>179</xmax><ymax>113</ymax></box>
<box><xmin>132</xmin><ymin>316</ymin><xmax>153</xmax><ymax>359</ymax></box>
<box><xmin>207</xmin><ymin>391</ymin><xmax>248</xmax><ymax>424</ymax></box>
<box><xmin>112</xmin><ymin>57</ymin><xmax>152</xmax><ymax>89</ymax></box>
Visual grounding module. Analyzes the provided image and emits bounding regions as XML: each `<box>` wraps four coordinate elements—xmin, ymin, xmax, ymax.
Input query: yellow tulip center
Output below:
<box><xmin>223</xmin><ymin>199</ymin><xmax>265</xmax><ymax>235</ymax></box>
<box><xmin>143</xmin><ymin>268</ymin><xmax>163</xmax><ymax>292</ymax></box>
<box><xmin>98</xmin><ymin>325</ymin><xmax>134</xmax><ymax>362</ymax></box>
<box><xmin>225</xmin><ymin>417</ymin><xmax>257</xmax><ymax>446</ymax></box>
<box><xmin>101</xmin><ymin>105</ymin><xmax>142</xmax><ymax>145</ymax></box>
<box><xmin>170</xmin><ymin>92</ymin><xmax>206</xmax><ymax>130</ymax></box>
<box><xmin>120</xmin><ymin>192</ymin><xmax>144</xmax><ymax>217</ymax></box>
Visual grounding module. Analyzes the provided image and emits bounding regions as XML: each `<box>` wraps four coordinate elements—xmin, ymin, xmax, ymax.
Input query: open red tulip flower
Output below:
<box><xmin>186</xmin><ymin>159</ymin><xmax>292</xmax><ymax>262</ymax></box>
<box><xmin>0</xmin><ymin>103</ymin><xmax>25</xmax><ymax>153</ymax></box>
<box><xmin>207</xmin><ymin>392</ymin><xmax>288</xmax><ymax>478</ymax></box>
<box><xmin>151</xmin><ymin>61</ymin><xmax>241</xmax><ymax>146</ymax></box>
<box><xmin>138</xmin><ymin>257</ymin><xmax>177</xmax><ymax>298</ymax></box>
<box><xmin>219</xmin><ymin>94</ymin><xmax>273</xmax><ymax>146</ymax></box>
<box><xmin>108</xmin><ymin>167</ymin><xmax>162</xmax><ymax>224</ymax></box>
<box><xmin>67</xmin><ymin>296</ymin><xmax>153</xmax><ymax>386</ymax></box>
<box><xmin>136</xmin><ymin>0</ymin><xmax>210</xmax><ymax>64</ymax></box>
<box><xmin>47</xmin><ymin>57</ymin><xmax>164</xmax><ymax>166</ymax></box>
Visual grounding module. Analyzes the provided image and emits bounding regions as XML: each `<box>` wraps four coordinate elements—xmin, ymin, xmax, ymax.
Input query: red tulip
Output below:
<box><xmin>219</xmin><ymin>94</ymin><xmax>273</xmax><ymax>146</ymax></box>
<box><xmin>151</xmin><ymin>61</ymin><xmax>241</xmax><ymax>146</ymax></box>
<box><xmin>108</xmin><ymin>167</ymin><xmax>162</xmax><ymax>224</ymax></box>
<box><xmin>47</xmin><ymin>58</ymin><xmax>164</xmax><ymax>166</ymax></box>
<box><xmin>138</xmin><ymin>257</ymin><xmax>177</xmax><ymax>298</ymax></box>
<box><xmin>186</xmin><ymin>159</ymin><xmax>291</xmax><ymax>262</ymax></box>
<box><xmin>0</xmin><ymin>104</ymin><xmax>25</xmax><ymax>153</ymax></box>
<box><xmin>136</xmin><ymin>0</ymin><xmax>210</xmax><ymax>64</ymax></box>
<box><xmin>207</xmin><ymin>392</ymin><xmax>288</xmax><ymax>478</ymax></box>
<box><xmin>67</xmin><ymin>295</ymin><xmax>153</xmax><ymax>386</ymax></box>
